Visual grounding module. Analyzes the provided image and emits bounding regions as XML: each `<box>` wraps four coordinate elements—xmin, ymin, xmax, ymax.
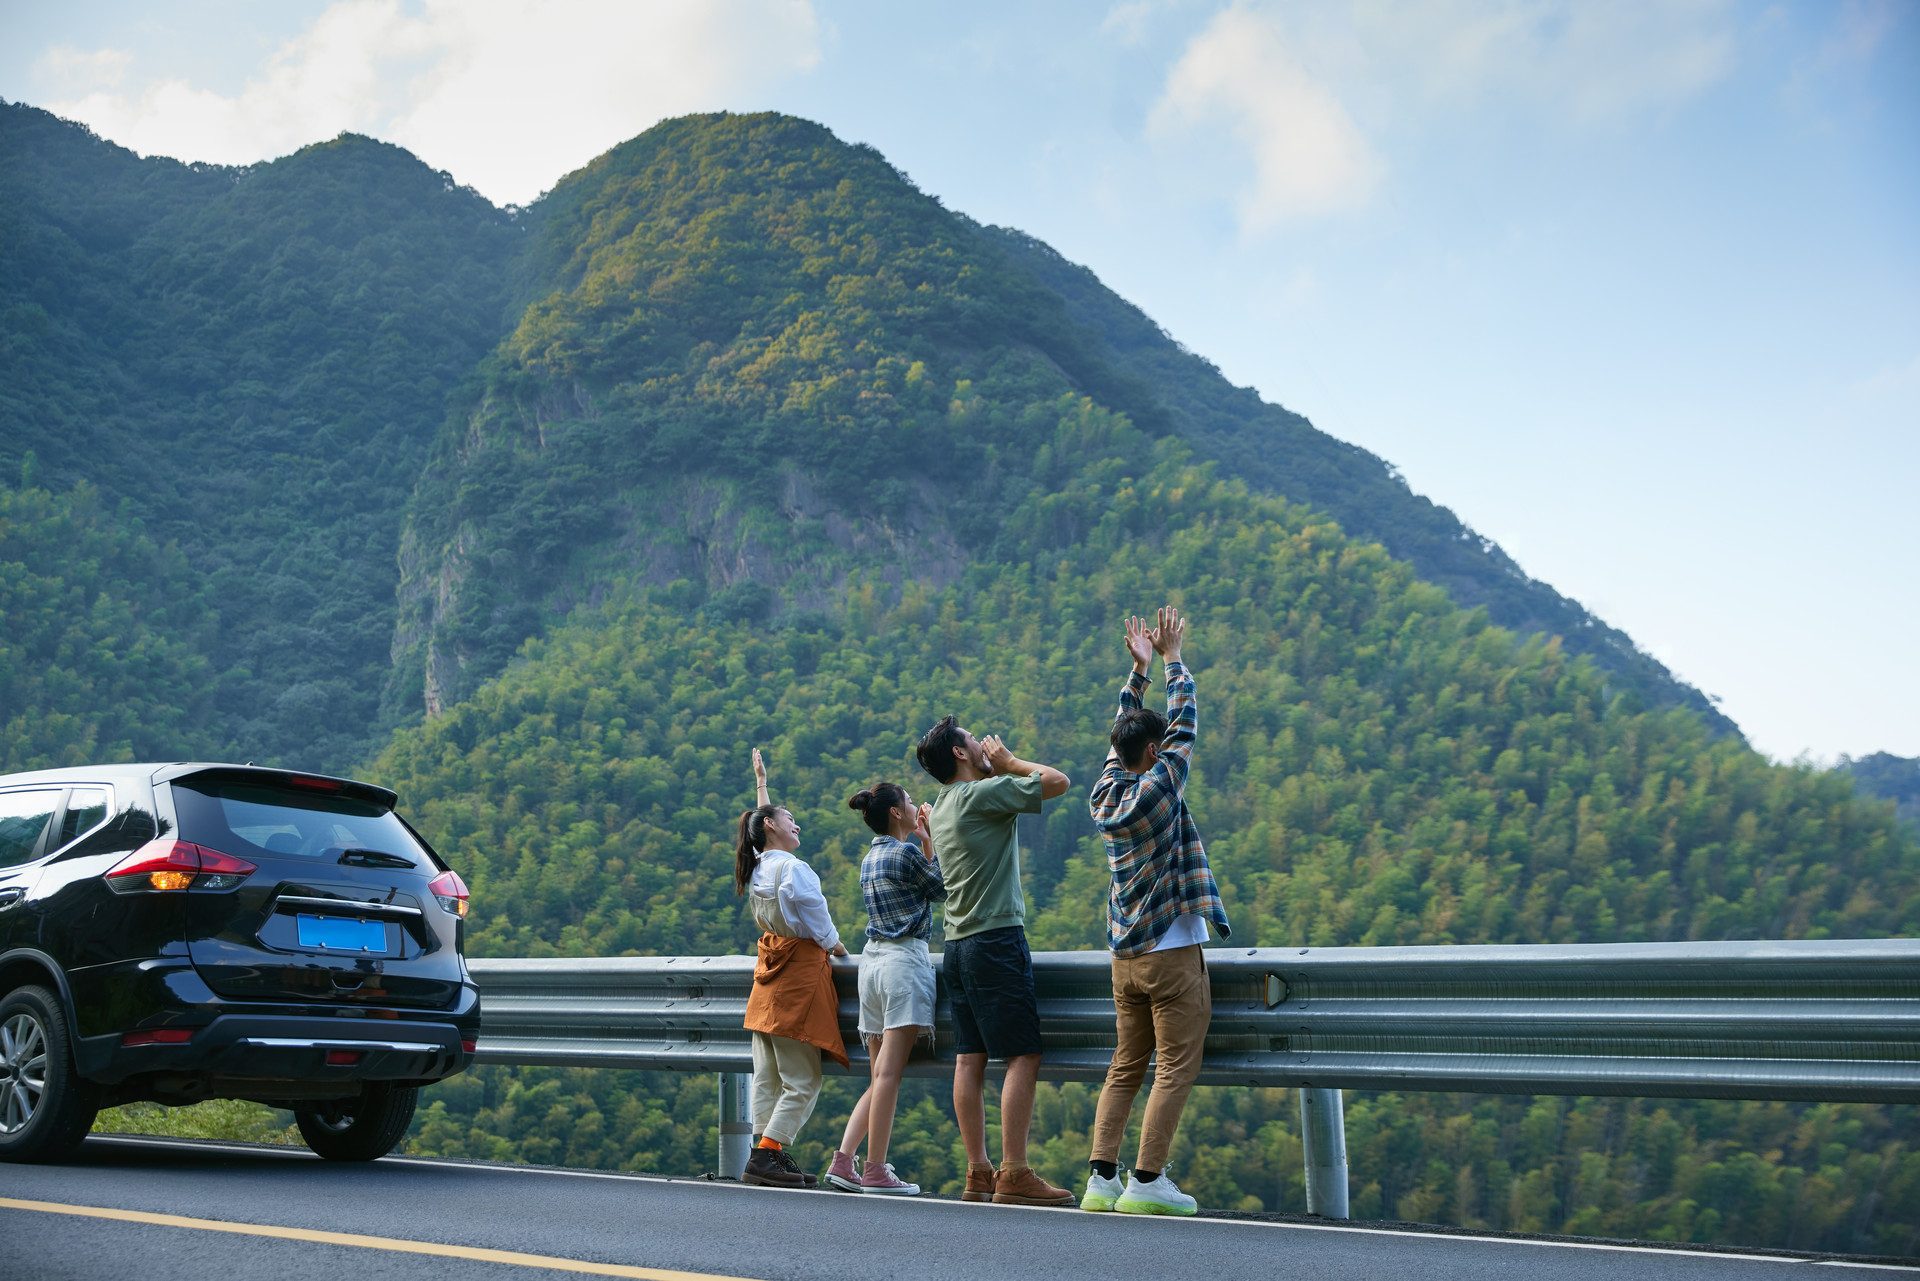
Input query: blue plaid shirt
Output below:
<box><xmin>1089</xmin><ymin>662</ymin><xmax>1232</xmax><ymax>958</ymax></box>
<box><xmin>861</xmin><ymin>834</ymin><xmax>946</xmax><ymax>943</ymax></box>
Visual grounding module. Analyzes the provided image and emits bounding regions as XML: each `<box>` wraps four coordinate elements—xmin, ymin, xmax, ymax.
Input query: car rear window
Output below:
<box><xmin>171</xmin><ymin>779</ymin><xmax>432</xmax><ymax>869</ymax></box>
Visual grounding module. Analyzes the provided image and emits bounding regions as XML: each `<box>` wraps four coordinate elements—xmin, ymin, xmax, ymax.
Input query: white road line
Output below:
<box><xmin>78</xmin><ymin>1135</ymin><xmax>1920</xmax><ymax>1272</ymax></box>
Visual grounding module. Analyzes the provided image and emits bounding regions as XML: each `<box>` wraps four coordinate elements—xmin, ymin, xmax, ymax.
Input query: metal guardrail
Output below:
<box><xmin>468</xmin><ymin>939</ymin><xmax>1920</xmax><ymax>1217</ymax></box>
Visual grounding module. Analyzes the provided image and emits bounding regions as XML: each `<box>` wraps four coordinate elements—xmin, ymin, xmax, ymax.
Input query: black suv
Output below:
<box><xmin>0</xmin><ymin>763</ymin><xmax>478</xmax><ymax>1162</ymax></box>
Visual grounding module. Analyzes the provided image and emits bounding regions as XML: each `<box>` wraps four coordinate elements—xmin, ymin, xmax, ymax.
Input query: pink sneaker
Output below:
<box><xmin>860</xmin><ymin>1162</ymin><xmax>921</xmax><ymax>1196</ymax></box>
<box><xmin>825</xmin><ymin>1150</ymin><xmax>862</xmax><ymax>1192</ymax></box>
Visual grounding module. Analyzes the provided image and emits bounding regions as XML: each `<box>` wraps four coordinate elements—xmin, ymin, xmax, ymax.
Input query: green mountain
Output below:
<box><xmin>4</xmin><ymin>102</ymin><xmax>1915</xmax><ymax>1254</ymax></box>
<box><xmin>1</xmin><ymin>101</ymin><xmax>519</xmax><ymax>768</ymax></box>
<box><xmin>384</xmin><ymin>112</ymin><xmax>1736</xmax><ymax>737</ymax></box>
<box><xmin>1842</xmin><ymin>753</ymin><xmax>1920</xmax><ymax>829</ymax></box>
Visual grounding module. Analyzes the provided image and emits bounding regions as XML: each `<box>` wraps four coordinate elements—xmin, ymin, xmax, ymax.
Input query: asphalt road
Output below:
<box><xmin>0</xmin><ymin>1137</ymin><xmax>1912</xmax><ymax>1281</ymax></box>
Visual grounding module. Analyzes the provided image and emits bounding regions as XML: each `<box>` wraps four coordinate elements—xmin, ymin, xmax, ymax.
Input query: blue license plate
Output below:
<box><xmin>296</xmin><ymin>913</ymin><xmax>387</xmax><ymax>952</ymax></box>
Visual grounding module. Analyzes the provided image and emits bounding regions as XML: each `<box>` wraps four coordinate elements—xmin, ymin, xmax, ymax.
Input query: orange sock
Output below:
<box><xmin>756</xmin><ymin>1137</ymin><xmax>783</xmax><ymax>1151</ymax></box>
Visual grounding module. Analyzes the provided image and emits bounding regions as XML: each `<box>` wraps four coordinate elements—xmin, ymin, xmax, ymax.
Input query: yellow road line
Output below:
<box><xmin>0</xmin><ymin>1196</ymin><xmax>764</xmax><ymax>1281</ymax></box>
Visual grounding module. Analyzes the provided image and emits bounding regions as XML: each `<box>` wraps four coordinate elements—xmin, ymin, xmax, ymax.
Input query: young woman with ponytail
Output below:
<box><xmin>736</xmin><ymin>748</ymin><xmax>848</xmax><ymax>1188</ymax></box>
<box><xmin>821</xmin><ymin>781</ymin><xmax>944</xmax><ymax>1196</ymax></box>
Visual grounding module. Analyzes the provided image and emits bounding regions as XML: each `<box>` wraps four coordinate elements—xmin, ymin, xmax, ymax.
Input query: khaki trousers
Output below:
<box><xmin>1090</xmin><ymin>943</ymin><xmax>1211</xmax><ymax>1173</ymax></box>
<box><xmin>751</xmin><ymin>1030</ymin><xmax>822</xmax><ymax>1146</ymax></box>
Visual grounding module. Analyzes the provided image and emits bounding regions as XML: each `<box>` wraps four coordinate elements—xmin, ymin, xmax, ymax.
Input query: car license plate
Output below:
<box><xmin>296</xmin><ymin>913</ymin><xmax>387</xmax><ymax>952</ymax></box>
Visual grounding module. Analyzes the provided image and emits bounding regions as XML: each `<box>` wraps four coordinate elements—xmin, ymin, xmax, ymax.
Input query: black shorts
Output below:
<box><xmin>943</xmin><ymin>925</ymin><xmax>1043</xmax><ymax>1059</ymax></box>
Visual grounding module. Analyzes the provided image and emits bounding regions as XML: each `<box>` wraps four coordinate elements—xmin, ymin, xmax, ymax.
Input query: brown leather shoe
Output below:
<box><xmin>992</xmin><ymin>1164</ymin><xmax>1074</xmax><ymax>1207</ymax></box>
<box><xmin>962</xmin><ymin>1162</ymin><xmax>998</xmax><ymax>1202</ymax></box>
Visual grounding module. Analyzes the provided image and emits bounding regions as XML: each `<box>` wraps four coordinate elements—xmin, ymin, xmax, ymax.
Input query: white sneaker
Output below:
<box><xmin>1080</xmin><ymin>1170</ymin><xmax>1124</xmax><ymax>1212</ymax></box>
<box><xmin>1116</xmin><ymin>1172</ymin><xmax>1197</xmax><ymax>1216</ymax></box>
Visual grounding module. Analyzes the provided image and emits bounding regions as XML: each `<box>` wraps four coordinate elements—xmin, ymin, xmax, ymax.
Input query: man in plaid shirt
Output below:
<box><xmin>1080</xmin><ymin>605</ymin><xmax>1230</xmax><ymax>1218</ymax></box>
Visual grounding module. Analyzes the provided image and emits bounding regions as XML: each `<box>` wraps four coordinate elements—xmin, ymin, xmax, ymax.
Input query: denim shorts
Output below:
<box><xmin>941</xmin><ymin>925</ymin><xmax>1042</xmax><ymax>1059</ymax></box>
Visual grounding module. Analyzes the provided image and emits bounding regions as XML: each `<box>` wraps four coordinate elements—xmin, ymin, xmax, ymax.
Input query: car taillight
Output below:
<box><xmin>427</xmin><ymin>869</ymin><xmax>469</xmax><ymax>917</ymax></box>
<box><xmin>121</xmin><ymin>1028</ymin><xmax>194</xmax><ymax>1047</ymax></box>
<box><xmin>106</xmin><ymin>840</ymin><xmax>256</xmax><ymax>893</ymax></box>
<box><xmin>461</xmin><ymin>1039</ymin><xmax>478</xmax><ymax>1055</ymax></box>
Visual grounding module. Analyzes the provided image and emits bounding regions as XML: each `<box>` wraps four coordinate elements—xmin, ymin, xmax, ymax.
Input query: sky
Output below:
<box><xmin>2</xmin><ymin>0</ymin><xmax>1915</xmax><ymax>763</ymax></box>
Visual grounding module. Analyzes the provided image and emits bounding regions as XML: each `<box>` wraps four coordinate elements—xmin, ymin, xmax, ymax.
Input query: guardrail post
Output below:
<box><xmin>717</xmin><ymin>1072</ymin><xmax>751</xmax><ymax>1180</ymax></box>
<box><xmin>1298</xmin><ymin>1087</ymin><xmax>1350</xmax><ymax>1219</ymax></box>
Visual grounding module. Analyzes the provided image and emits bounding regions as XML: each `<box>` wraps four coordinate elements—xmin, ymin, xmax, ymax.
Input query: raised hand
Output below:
<box><xmin>751</xmin><ymin>748</ymin><xmax>767</xmax><ymax>784</ymax></box>
<box><xmin>1125</xmin><ymin>615</ymin><xmax>1154</xmax><ymax>671</ymax></box>
<box><xmin>981</xmin><ymin>734</ymin><xmax>1016</xmax><ymax>775</ymax></box>
<box><xmin>1151</xmin><ymin>605</ymin><xmax>1186</xmax><ymax>663</ymax></box>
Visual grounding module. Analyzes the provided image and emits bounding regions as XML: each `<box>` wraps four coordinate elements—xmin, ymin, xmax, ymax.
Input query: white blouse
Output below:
<box><xmin>751</xmin><ymin>849</ymin><xmax>841</xmax><ymax>952</ymax></box>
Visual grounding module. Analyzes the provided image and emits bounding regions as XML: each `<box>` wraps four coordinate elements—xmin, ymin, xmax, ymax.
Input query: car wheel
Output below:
<box><xmin>0</xmin><ymin>985</ymin><xmax>99</xmax><ymax>1163</ymax></box>
<box><xmin>294</xmin><ymin>1083</ymin><xmax>418</xmax><ymax>1161</ymax></box>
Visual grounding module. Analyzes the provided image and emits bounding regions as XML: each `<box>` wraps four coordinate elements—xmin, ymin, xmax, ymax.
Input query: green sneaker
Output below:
<box><xmin>1081</xmin><ymin>1170</ymin><xmax>1123</xmax><ymax>1212</ymax></box>
<box><xmin>1116</xmin><ymin>1172</ymin><xmax>1198</xmax><ymax>1216</ymax></box>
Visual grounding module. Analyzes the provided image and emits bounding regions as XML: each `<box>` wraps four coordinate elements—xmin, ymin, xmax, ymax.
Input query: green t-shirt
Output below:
<box><xmin>931</xmin><ymin>772</ymin><xmax>1046</xmax><ymax>941</ymax></box>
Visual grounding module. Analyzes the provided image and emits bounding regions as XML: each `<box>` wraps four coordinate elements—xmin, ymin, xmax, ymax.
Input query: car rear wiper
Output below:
<box><xmin>335</xmin><ymin>847</ymin><xmax>417</xmax><ymax>870</ymax></box>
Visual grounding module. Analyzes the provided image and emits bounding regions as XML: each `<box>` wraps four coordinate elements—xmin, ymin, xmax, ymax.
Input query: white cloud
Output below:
<box><xmin>1101</xmin><ymin>2</ymin><xmax>1158</xmax><ymax>46</ymax></box>
<box><xmin>1782</xmin><ymin>0</ymin><xmax>1906</xmax><ymax>122</ymax></box>
<box><xmin>1148</xmin><ymin>7</ymin><xmax>1381</xmax><ymax>230</ymax></box>
<box><xmin>1817</xmin><ymin>0</ymin><xmax>1902</xmax><ymax>67</ymax></box>
<box><xmin>36</xmin><ymin>46</ymin><xmax>134</xmax><ymax>91</ymax></box>
<box><xmin>1145</xmin><ymin>1</ymin><xmax>1741</xmax><ymax>233</ymax></box>
<box><xmin>37</xmin><ymin>0</ymin><xmax>822</xmax><ymax>205</ymax></box>
<box><xmin>1349</xmin><ymin>0</ymin><xmax>1737</xmax><ymax>123</ymax></box>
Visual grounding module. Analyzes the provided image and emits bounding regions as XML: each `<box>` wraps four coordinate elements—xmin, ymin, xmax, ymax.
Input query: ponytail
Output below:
<box><xmin>734</xmin><ymin>805</ymin><xmax>777</xmax><ymax>895</ymax></box>
<box><xmin>847</xmin><ymin>782</ymin><xmax>908</xmax><ymax>836</ymax></box>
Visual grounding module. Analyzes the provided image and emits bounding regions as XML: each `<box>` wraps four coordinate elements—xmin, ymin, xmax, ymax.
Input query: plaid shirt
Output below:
<box><xmin>1089</xmin><ymin>661</ymin><xmax>1232</xmax><ymax>958</ymax></box>
<box><xmin>861</xmin><ymin>834</ymin><xmax>946</xmax><ymax>943</ymax></box>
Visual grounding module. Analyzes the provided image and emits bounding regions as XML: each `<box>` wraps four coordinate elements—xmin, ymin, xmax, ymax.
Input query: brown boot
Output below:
<box><xmin>962</xmin><ymin>1161</ymin><xmax>998</xmax><ymax>1202</ymax></box>
<box><xmin>992</xmin><ymin>1163</ymin><xmax>1075</xmax><ymax>1207</ymax></box>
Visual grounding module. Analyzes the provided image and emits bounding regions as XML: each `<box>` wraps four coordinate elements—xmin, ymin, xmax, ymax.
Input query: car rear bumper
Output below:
<box><xmin>89</xmin><ymin>1013</ymin><xmax>472</xmax><ymax>1086</ymax></box>
<box><xmin>69</xmin><ymin>957</ymin><xmax>480</xmax><ymax>1086</ymax></box>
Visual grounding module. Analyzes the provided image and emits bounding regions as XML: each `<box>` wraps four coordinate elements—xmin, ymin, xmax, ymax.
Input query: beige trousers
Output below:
<box><xmin>751</xmin><ymin>1030</ymin><xmax>822</xmax><ymax>1146</ymax></box>
<box><xmin>1089</xmin><ymin>943</ymin><xmax>1211</xmax><ymax>1173</ymax></box>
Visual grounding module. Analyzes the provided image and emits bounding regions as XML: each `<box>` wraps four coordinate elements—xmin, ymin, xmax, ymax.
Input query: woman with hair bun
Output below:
<box><xmin>821</xmin><ymin>780</ymin><xmax>945</xmax><ymax>1196</ymax></box>
<box><xmin>735</xmin><ymin>748</ymin><xmax>848</xmax><ymax>1188</ymax></box>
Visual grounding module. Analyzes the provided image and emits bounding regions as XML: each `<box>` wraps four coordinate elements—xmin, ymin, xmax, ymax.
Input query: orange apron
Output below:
<box><xmin>743</xmin><ymin>932</ymin><xmax>848</xmax><ymax>1069</ymax></box>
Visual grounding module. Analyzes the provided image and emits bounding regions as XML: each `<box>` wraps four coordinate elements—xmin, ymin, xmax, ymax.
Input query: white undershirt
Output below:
<box><xmin>1150</xmin><ymin>913</ymin><xmax>1210</xmax><ymax>953</ymax></box>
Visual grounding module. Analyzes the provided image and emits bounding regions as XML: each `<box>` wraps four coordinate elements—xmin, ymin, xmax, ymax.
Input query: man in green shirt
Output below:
<box><xmin>916</xmin><ymin>715</ymin><xmax>1072</xmax><ymax>1207</ymax></box>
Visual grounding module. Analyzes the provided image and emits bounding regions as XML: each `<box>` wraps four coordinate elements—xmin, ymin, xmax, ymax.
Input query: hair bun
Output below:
<box><xmin>847</xmin><ymin>789</ymin><xmax>873</xmax><ymax>811</ymax></box>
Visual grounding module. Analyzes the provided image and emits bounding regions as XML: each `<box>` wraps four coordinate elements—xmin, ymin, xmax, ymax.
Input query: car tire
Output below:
<box><xmin>0</xmin><ymin>985</ymin><xmax>100</xmax><ymax>1163</ymax></box>
<box><xmin>294</xmin><ymin>1083</ymin><xmax>418</xmax><ymax>1161</ymax></box>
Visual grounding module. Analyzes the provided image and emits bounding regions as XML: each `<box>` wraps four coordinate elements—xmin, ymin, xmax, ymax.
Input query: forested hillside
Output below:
<box><xmin>1844</xmin><ymin>754</ymin><xmax>1920</xmax><ymax>830</ymax></box>
<box><xmin>3</xmin><ymin>102</ymin><xmax>1914</xmax><ymax>1254</ymax></box>
<box><xmin>1</xmin><ymin>102</ymin><xmax>519</xmax><ymax>768</ymax></box>
<box><xmin>0</xmin><ymin>477</ymin><xmax>222</xmax><ymax>771</ymax></box>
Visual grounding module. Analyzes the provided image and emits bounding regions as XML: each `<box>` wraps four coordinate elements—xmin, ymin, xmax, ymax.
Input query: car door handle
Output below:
<box><xmin>0</xmin><ymin>888</ymin><xmax>24</xmax><ymax>910</ymax></box>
